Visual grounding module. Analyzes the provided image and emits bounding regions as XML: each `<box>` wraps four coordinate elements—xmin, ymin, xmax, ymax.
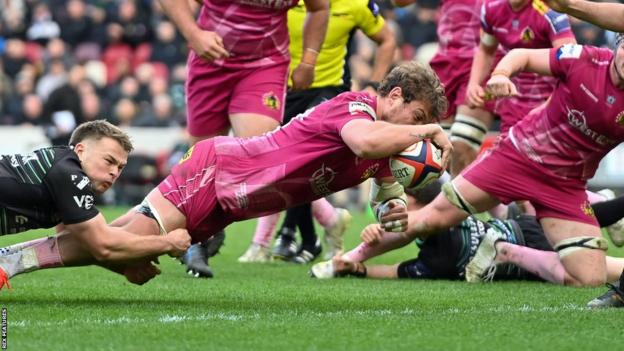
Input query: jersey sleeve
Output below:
<box><xmin>480</xmin><ymin>2</ymin><xmax>493</xmax><ymax>35</ymax></box>
<box><xmin>549</xmin><ymin>44</ymin><xmax>585</xmax><ymax>80</ymax></box>
<box><xmin>543</xmin><ymin>10</ymin><xmax>574</xmax><ymax>43</ymax></box>
<box><xmin>356</xmin><ymin>0</ymin><xmax>385</xmax><ymax>37</ymax></box>
<box><xmin>328</xmin><ymin>94</ymin><xmax>378</xmax><ymax>136</ymax></box>
<box><xmin>44</xmin><ymin>155</ymin><xmax>100</xmax><ymax>225</ymax></box>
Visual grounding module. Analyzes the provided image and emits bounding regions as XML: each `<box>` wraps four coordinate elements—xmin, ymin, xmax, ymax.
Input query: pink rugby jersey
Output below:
<box><xmin>481</xmin><ymin>0</ymin><xmax>575</xmax><ymax>102</ymax></box>
<box><xmin>436</xmin><ymin>0</ymin><xmax>483</xmax><ymax>58</ymax></box>
<box><xmin>213</xmin><ymin>92</ymin><xmax>392</xmax><ymax>219</ymax></box>
<box><xmin>509</xmin><ymin>45</ymin><xmax>624</xmax><ymax>181</ymax></box>
<box><xmin>197</xmin><ymin>0</ymin><xmax>299</xmax><ymax>68</ymax></box>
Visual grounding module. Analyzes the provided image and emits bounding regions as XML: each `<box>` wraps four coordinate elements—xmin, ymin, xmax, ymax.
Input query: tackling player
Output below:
<box><xmin>0</xmin><ymin>120</ymin><xmax>191</xmax><ymax>288</ymax></box>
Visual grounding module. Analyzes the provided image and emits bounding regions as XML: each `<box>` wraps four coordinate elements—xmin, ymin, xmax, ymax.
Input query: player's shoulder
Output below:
<box><xmin>46</xmin><ymin>147</ymin><xmax>85</xmax><ymax>179</ymax></box>
<box><xmin>555</xmin><ymin>44</ymin><xmax>612</xmax><ymax>64</ymax></box>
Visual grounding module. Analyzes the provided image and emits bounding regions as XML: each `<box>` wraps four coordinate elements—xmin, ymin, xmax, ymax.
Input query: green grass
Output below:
<box><xmin>1</xmin><ymin>208</ymin><xmax>623</xmax><ymax>351</ymax></box>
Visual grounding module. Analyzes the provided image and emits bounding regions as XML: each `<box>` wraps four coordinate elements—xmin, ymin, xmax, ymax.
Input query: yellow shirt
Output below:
<box><xmin>287</xmin><ymin>0</ymin><xmax>385</xmax><ymax>88</ymax></box>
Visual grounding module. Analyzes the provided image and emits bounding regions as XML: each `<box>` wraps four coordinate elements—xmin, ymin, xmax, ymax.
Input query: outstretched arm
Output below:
<box><xmin>291</xmin><ymin>0</ymin><xmax>330</xmax><ymax>90</ymax></box>
<box><xmin>544</xmin><ymin>0</ymin><xmax>624</xmax><ymax>32</ymax></box>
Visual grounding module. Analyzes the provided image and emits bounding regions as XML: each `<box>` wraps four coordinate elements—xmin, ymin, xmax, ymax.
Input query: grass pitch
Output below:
<box><xmin>1</xmin><ymin>208</ymin><xmax>623</xmax><ymax>351</ymax></box>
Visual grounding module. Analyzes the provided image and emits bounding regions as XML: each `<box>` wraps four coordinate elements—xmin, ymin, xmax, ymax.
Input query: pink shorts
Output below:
<box><xmin>157</xmin><ymin>139</ymin><xmax>235</xmax><ymax>242</ymax></box>
<box><xmin>430</xmin><ymin>53</ymin><xmax>496</xmax><ymax>120</ymax></box>
<box><xmin>185</xmin><ymin>52</ymin><xmax>288</xmax><ymax>137</ymax></box>
<box><xmin>462</xmin><ymin>138</ymin><xmax>598</xmax><ymax>225</ymax></box>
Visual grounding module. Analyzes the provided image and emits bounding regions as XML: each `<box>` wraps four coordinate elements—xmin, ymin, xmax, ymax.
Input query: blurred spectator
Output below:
<box><xmin>58</xmin><ymin>0</ymin><xmax>93</xmax><ymax>48</ymax></box>
<box><xmin>80</xmin><ymin>92</ymin><xmax>103</xmax><ymax>122</ymax></box>
<box><xmin>43</xmin><ymin>65</ymin><xmax>85</xmax><ymax>145</ymax></box>
<box><xmin>108</xmin><ymin>75</ymin><xmax>140</xmax><ymax>104</ymax></box>
<box><xmin>1</xmin><ymin>0</ymin><xmax>28</xmax><ymax>39</ymax></box>
<box><xmin>114</xmin><ymin>0</ymin><xmax>152</xmax><ymax>48</ymax></box>
<box><xmin>113</xmin><ymin>97</ymin><xmax>138</xmax><ymax>127</ymax></box>
<box><xmin>150</xmin><ymin>21</ymin><xmax>186</xmax><ymax>66</ymax></box>
<box><xmin>102</xmin><ymin>22</ymin><xmax>132</xmax><ymax>84</ymax></box>
<box><xmin>134</xmin><ymin>94</ymin><xmax>176</xmax><ymax>127</ymax></box>
<box><xmin>397</xmin><ymin>4</ymin><xmax>438</xmax><ymax>50</ymax></box>
<box><xmin>3</xmin><ymin>38</ymin><xmax>29</xmax><ymax>79</ymax></box>
<box><xmin>26</xmin><ymin>2</ymin><xmax>60</xmax><ymax>44</ymax></box>
<box><xmin>42</xmin><ymin>38</ymin><xmax>73</xmax><ymax>70</ymax></box>
<box><xmin>18</xmin><ymin>93</ymin><xmax>44</xmax><ymax>126</ymax></box>
<box><xmin>4</xmin><ymin>70</ymin><xmax>35</xmax><ymax>124</ymax></box>
<box><xmin>36</xmin><ymin>59</ymin><xmax>67</xmax><ymax>101</ymax></box>
<box><xmin>570</xmin><ymin>17</ymin><xmax>607</xmax><ymax>46</ymax></box>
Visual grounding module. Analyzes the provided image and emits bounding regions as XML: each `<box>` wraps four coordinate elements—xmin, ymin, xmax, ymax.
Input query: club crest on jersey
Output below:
<box><xmin>360</xmin><ymin>163</ymin><xmax>380</xmax><ymax>180</ymax></box>
<box><xmin>520</xmin><ymin>27</ymin><xmax>535</xmax><ymax>43</ymax></box>
<box><xmin>616</xmin><ymin>111</ymin><xmax>624</xmax><ymax>126</ymax></box>
<box><xmin>262</xmin><ymin>92</ymin><xmax>281</xmax><ymax>111</ymax></box>
<box><xmin>310</xmin><ymin>164</ymin><xmax>336</xmax><ymax>197</ymax></box>
<box><xmin>581</xmin><ymin>201</ymin><xmax>595</xmax><ymax>218</ymax></box>
<box><xmin>179</xmin><ymin>146</ymin><xmax>195</xmax><ymax>164</ymax></box>
<box><xmin>71</xmin><ymin>174</ymin><xmax>91</xmax><ymax>190</ymax></box>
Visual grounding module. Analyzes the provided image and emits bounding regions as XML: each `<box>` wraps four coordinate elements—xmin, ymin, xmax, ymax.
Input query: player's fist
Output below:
<box><xmin>189</xmin><ymin>29</ymin><xmax>229</xmax><ymax>62</ymax></box>
<box><xmin>376</xmin><ymin>199</ymin><xmax>408</xmax><ymax>232</ymax></box>
<box><xmin>485</xmin><ymin>74</ymin><xmax>518</xmax><ymax>99</ymax></box>
<box><xmin>166</xmin><ymin>228</ymin><xmax>191</xmax><ymax>257</ymax></box>
<box><xmin>291</xmin><ymin>63</ymin><xmax>315</xmax><ymax>90</ymax></box>
<box><xmin>123</xmin><ymin>261</ymin><xmax>161</xmax><ymax>285</ymax></box>
<box><xmin>466</xmin><ymin>82</ymin><xmax>486</xmax><ymax>108</ymax></box>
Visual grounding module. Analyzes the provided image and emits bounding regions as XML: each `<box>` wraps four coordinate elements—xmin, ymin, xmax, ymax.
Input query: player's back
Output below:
<box><xmin>436</xmin><ymin>0</ymin><xmax>482</xmax><ymax>57</ymax></box>
<box><xmin>213</xmin><ymin>92</ymin><xmax>392</xmax><ymax>219</ymax></box>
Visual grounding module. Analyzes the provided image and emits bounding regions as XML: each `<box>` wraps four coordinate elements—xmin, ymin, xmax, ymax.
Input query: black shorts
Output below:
<box><xmin>283</xmin><ymin>86</ymin><xmax>348</xmax><ymax>124</ymax></box>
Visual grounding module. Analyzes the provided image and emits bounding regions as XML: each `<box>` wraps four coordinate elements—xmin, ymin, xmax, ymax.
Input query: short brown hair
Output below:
<box><xmin>69</xmin><ymin>120</ymin><xmax>133</xmax><ymax>153</ymax></box>
<box><xmin>378</xmin><ymin>61</ymin><xmax>448</xmax><ymax>121</ymax></box>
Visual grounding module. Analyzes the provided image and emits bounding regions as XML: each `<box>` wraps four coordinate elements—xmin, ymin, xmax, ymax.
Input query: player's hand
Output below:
<box><xmin>466</xmin><ymin>82</ymin><xmax>486</xmax><ymax>108</ymax></box>
<box><xmin>360</xmin><ymin>224</ymin><xmax>384</xmax><ymax>245</ymax></box>
<box><xmin>429</xmin><ymin>124</ymin><xmax>453</xmax><ymax>171</ymax></box>
<box><xmin>166</xmin><ymin>228</ymin><xmax>191</xmax><ymax>257</ymax></box>
<box><xmin>123</xmin><ymin>260</ymin><xmax>161</xmax><ymax>285</ymax></box>
<box><xmin>188</xmin><ymin>29</ymin><xmax>229</xmax><ymax>61</ymax></box>
<box><xmin>331</xmin><ymin>253</ymin><xmax>357</xmax><ymax>276</ymax></box>
<box><xmin>290</xmin><ymin>63</ymin><xmax>315</xmax><ymax>90</ymax></box>
<box><xmin>377</xmin><ymin>199</ymin><xmax>408</xmax><ymax>232</ymax></box>
<box><xmin>485</xmin><ymin>74</ymin><xmax>518</xmax><ymax>99</ymax></box>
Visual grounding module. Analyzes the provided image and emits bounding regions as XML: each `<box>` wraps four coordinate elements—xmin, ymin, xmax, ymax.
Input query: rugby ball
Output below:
<box><xmin>390</xmin><ymin>140</ymin><xmax>443</xmax><ymax>189</ymax></box>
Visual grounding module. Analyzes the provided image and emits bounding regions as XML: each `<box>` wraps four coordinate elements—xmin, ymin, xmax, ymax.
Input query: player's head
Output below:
<box><xmin>377</xmin><ymin>61</ymin><xmax>447</xmax><ymax>125</ymax></box>
<box><xmin>613</xmin><ymin>33</ymin><xmax>624</xmax><ymax>86</ymax></box>
<box><xmin>70</xmin><ymin>120</ymin><xmax>133</xmax><ymax>194</ymax></box>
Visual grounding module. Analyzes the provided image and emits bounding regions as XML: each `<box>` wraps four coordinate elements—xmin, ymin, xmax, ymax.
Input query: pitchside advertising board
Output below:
<box><xmin>0</xmin><ymin>128</ymin><xmax>623</xmax><ymax>188</ymax></box>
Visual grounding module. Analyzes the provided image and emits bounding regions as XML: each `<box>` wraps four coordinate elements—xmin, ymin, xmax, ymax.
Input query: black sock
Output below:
<box><xmin>278</xmin><ymin>206</ymin><xmax>305</xmax><ymax>237</ymax></box>
<box><xmin>297</xmin><ymin>203</ymin><xmax>318</xmax><ymax>250</ymax></box>
<box><xmin>592</xmin><ymin>196</ymin><xmax>624</xmax><ymax>227</ymax></box>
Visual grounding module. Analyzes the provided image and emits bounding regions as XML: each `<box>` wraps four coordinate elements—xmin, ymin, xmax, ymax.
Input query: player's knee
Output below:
<box><xmin>566</xmin><ymin>272</ymin><xmax>606</xmax><ymax>287</ymax></box>
<box><xmin>450</xmin><ymin>114</ymin><xmax>487</xmax><ymax>153</ymax></box>
<box><xmin>556</xmin><ymin>236</ymin><xmax>608</xmax><ymax>287</ymax></box>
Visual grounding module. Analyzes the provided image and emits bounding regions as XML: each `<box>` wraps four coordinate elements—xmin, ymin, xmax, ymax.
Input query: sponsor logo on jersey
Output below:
<box><xmin>74</xmin><ymin>195</ymin><xmax>94</xmax><ymax>210</ymax></box>
<box><xmin>581</xmin><ymin>200</ymin><xmax>595</xmax><ymax>218</ymax></box>
<box><xmin>520</xmin><ymin>27</ymin><xmax>535</xmax><ymax>43</ymax></box>
<box><xmin>567</xmin><ymin>107</ymin><xmax>615</xmax><ymax>145</ymax></box>
<box><xmin>179</xmin><ymin>145</ymin><xmax>195</xmax><ymax>164</ymax></box>
<box><xmin>360</xmin><ymin>163</ymin><xmax>380</xmax><ymax>180</ymax></box>
<box><xmin>348</xmin><ymin>101</ymin><xmax>377</xmax><ymax>119</ymax></box>
<box><xmin>616</xmin><ymin>111</ymin><xmax>624</xmax><ymax>126</ymax></box>
<box><xmin>262</xmin><ymin>91</ymin><xmax>281</xmax><ymax>111</ymax></box>
<box><xmin>556</xmin><ymin>44</ymin><xmax>582</xmax><ymax>60</ymax></box>
<box><xmin>310</xmin><ymin>164</ymin><xmax>336</xmax><ymax>196</ymax></box>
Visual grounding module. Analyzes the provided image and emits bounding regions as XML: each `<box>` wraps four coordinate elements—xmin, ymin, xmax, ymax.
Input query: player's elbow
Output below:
<box><xmin>90</xmin><ymin>242</ymin><xmax>113</xmax><ymax>262</ymax></box>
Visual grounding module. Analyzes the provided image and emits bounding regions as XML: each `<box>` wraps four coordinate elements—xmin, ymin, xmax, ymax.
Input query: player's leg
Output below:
<box><xmin>311</xmin><ymin>198</ymin><xmax>352</xmax><ymax>260</ymax></box>
<box><xmin>587</xmin><ymin>268</ymin><xmax>624</xmax><ymax>308</ymax></box>
<box><xmin>592</xmin><ymin>194</ymin><xmax>624</xmax><ymax>247</ymax></box>
<box><xmin>449</xmin><ymin>105</ymin><xmax>493</xmax><ymax>177</ymax></box>
<box><xmin>291</xmin><ymin>203</ymin><xmax>322</xmax><ymax>264</ymax></box>
<box><xmin>272</xmin><ymin>206</ymin><xmax>305</xmax><ymax>260</ymax></box>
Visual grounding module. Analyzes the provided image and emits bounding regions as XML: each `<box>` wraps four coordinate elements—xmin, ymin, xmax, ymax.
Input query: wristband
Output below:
<box><xmin>302</xmin><ymin>48</ymin><xmax>319</xmax><ymax>66</ymax></box>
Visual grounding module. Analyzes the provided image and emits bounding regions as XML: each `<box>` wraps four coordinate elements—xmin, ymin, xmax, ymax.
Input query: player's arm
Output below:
<box><xmin>544</xmin><ymin>0</ymin><xmax>624</xmax><ymax>32</ymax></box>
<box><xmin>485</xmin><ymin>48</ymin><xmax>552</xmax><ymax>99</ymax></box>
<box><xmin>341</xmin><ymin>119</ymin><xmax>451</xmax><ymax>167</ymax></box>
<box><xmin>291</xmin><ymin>0</ymin><xmax>330</xmax><ymax>90</ymax></box>
<box><xmin>466</xmin><ymin>32</ymin><xmax>499</xmax><ymax>107</ymax></box>
<box><xmin>64</xmin><ymin>214</ymin><xmax>190</xmax><ymax>262</ymax></box>
<box><xmin>157</xmin><ymin>0</ymin><xmax>229</xmax><ymax>61</ymax></box>
<box><xmin>366</xmin><ymin>23</ymin><xmax>396</xmax><ymax>85</ymax></box>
